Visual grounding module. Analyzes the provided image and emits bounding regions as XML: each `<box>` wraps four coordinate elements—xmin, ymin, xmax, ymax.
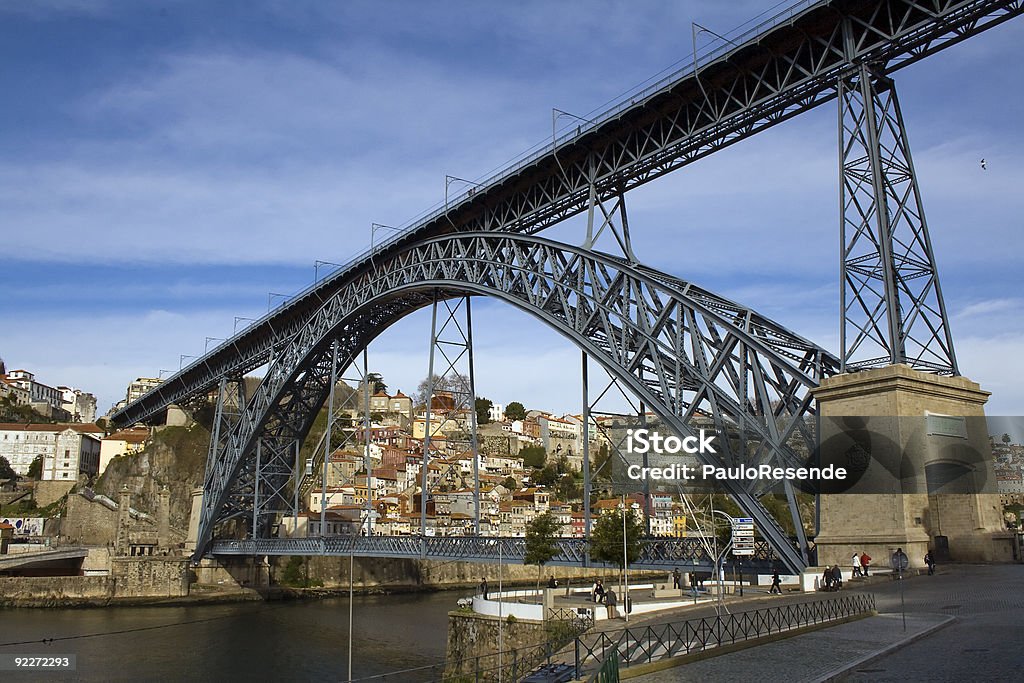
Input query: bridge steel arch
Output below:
<box><xmin>196</xmin><ymin>232</ymin><xmax>840</xmax><ymax>573</ymax></box>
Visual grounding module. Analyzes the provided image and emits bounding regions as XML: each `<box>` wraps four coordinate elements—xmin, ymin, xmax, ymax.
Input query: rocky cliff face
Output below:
<box><xmin>94</xmin><ymin>424</ymin><xmax>210</xmax><ymax>535</ymax></box>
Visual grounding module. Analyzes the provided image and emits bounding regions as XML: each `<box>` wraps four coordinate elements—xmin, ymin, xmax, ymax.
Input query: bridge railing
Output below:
<box><xmin>576</xmin><ymin>593</ymin><xmax>876</xmax><ymax>680</ymax></box>
<box><xmin>208</xmin><ymin>535</ymin><xmax>787</xmax><ymax>573</ymax></box>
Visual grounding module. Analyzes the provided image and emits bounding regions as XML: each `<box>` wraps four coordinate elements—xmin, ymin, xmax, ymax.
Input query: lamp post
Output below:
<box><xmin>314</xmin><ymin>259</ymin><xmax>342</xmax><ymax>282</ymax></box>
<box><xmin>444</xmin><ymin>176</ymin><xmax>484</xmax><ymax>227</ymax></box>
<box><xmin>498</xmin><ymin>539</ymin><xmax>503</xmax><ymax>682</ymax></box>
<box><xmin>369</xmin><ymin>224</ymin><xmax>400</xmax><ymax>266</ymax></box>
<box><xmin>348</xmin><ymin>532</ymin><xmax>354</xmax><ymax>683</ymax></box>
<box><xmin>619</xmin><ymin>496</ymin><xmax>639</xmax><ymax>623</ymax></box>
<box><xmin>267</xmin><ymin>292</ymin><xmax>288</xmax><ymax>311</ymax></box>
<box><xmin>233</xmin><ymin>316</ymin><xmax>255</xmax><ymax>333</ymax></box>
<box><xmin>710</xmin><ymin>508</ymin><xmax>734</xmax><ymax>611</ymax></box>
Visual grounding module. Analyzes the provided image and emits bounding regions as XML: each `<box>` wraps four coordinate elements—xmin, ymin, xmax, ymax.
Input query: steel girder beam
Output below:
<box><xmin>839</xmin><ymin>65</ymin><xmax>957</xmax><ymax>374</ymax></box>
<box><xmin>194</xmin><ymin>233</ymin><xmax>840</xmax><ymax>572</ymax></box>
<box><xmin>110</xmin><ymin>1</ymin><xmax>1022</xmax><ymax>430</ymax></box>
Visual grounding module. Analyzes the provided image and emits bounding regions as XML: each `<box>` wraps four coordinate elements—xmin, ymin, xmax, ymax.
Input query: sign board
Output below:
<box><xmin>925</xmin><ymin>413</ymin><xmax>967</xmax><ymax>439</ymax></box>
<box><xmin>730</xmin><ymin>516</ymin><xmax>756</xmax><ymax>555</ymax></box>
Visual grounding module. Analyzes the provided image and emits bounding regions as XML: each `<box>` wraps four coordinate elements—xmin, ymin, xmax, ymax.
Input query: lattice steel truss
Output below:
<box><xmin>839</xmin><ymin>64</ymin><xmax>957</xmax><ymax>373</ymax></box>
<box><xmin>207</xmin><ymin>535</ymin><xmax>780</xmax><ymax>571</ymax></box>
<box><xmin>193</xmin><ymin>233</ymin><xmax>839</xmax><ymax>573</ymax></box>
<box><xmin>420</xmin><ymin>296</ymin><xmax>482</xmax><ymax>537</ymax></box>
<box><xmin>112</xmin><ymin>0</ymin><xmax>1023</xmax><ymax>432</ymax></box>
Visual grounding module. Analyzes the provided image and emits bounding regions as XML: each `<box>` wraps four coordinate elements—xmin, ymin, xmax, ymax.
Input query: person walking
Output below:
<box><xmin>605</xmin><ymin>587</ymin><xmax>618</xmax><ymax>619</ymax></box>
<box><xmin>480</xmin><ymin>577</ymin><xmax>489</xmax><ymax>600</ymax></box>
<box><xmin>852</xmin><ymin>552</ymin><xmax>862</xmax><ymax>577</ymax></box>
<box><xmin>672</xmin><ymin>567</ymin><xmax>681</xmax><ymax>589</ymax></box>
<box><xmin>769</xmin><ymin>571</ymin><xmax>782</xmax><ymax>594</ymax></box>
<box><xmin>860</xmin><ymin>552</ymin><xmax>872</xmax><ymax>577</ymax></box>
<box><xmin>924</xmin><ymin>550</ymin><xmax>936</xmax><ymax>576</ymax></box>
<box><xmin>592</xmin><ymin>578</ymin><xmax>605</xmax><ymax>603</ymax></box>
<box><xmin>892</xmin><ymin>548</ymin><xmax>909</xmax><ymax>579</ymax></box>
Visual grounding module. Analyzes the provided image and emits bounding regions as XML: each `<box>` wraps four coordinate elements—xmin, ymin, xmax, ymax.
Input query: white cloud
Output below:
<box><xmin>2</xmin><ymin>0</ymin><xmax>1022</xmax><ymax>428</ymax></box>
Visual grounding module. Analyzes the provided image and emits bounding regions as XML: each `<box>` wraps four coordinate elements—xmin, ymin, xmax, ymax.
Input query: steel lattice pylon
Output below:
<box><xmin>839</xmin><ymin>64</ymin><xmax>958</xmax><ymax>374</ymax></box>
<box><xmin>194</xmin><ymin>233</ymin><xmax>840</xmax><ymax>573</ymax></box>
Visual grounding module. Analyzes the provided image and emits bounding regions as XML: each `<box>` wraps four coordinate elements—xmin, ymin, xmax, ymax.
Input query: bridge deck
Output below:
<box><xmin>111</xmin><ymin>0</ymin><xmax>1024</xmax><ymax>429</ymax></box>
<box><xmin>209</xmin><ymin>537</ymin><xmax>785</xmax><ymax>574</ymax></box>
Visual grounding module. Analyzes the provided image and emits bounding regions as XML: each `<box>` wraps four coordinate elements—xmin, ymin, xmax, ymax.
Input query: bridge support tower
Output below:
<box><xmin>813</xmin><ymin>366</ymin><xmax>1013</xmax><ymax>568</ymax></box>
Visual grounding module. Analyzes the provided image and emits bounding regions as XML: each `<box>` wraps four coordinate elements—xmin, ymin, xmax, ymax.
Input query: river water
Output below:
<box><xmin>0</xmin><ymin>591</ymin><xmax>462</xmax><ymax>682</ymax></box>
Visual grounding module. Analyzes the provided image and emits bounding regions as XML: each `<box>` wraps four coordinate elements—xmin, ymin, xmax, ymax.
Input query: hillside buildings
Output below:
<box><xmin>0</xmin><ymin>422</ymin><xmax>102</xmax><ymax>479</ymax></box>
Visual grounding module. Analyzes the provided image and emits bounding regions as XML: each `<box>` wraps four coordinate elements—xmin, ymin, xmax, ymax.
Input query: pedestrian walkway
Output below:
<box><xmin>627</xmin><ymin>612</ymin><xmax>953</xmax><ymax>682</ymax></box>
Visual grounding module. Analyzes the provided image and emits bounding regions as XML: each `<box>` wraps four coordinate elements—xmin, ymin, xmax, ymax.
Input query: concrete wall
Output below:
<box><xmin>110</xmin><ymin>556</ymin><xmax>189</xmax><ymax>598</ymax></box>
<box><xmin>290</xmin><ymin>555</ymin><xmax>652</xmax><ymax>592</ymax></box>
<box><xmin>445</xmin><ymin>611</ymin><xmax>551</xmax><ymax>680</ymax></box>
<box><xmin>0</xmin><ymin>576</ymin><xmax>114</xmax><ymax>606</ymax></box>
<box><xmin>193</xmin><ymin>556</ymin><xmax>271</xmax><ymax>589</ymax></box>
<box><xmin>34</xmin><ymin>480</ymin><xmax>74</xmax><ymax>507</ymax></box>
<box><xmin>62</xmin><ymin>494</ymin><xmax>118</xmax><ymax>545</ymax></box>
<box><xmin>813</xmin><ymin>365</ymin><xmax>1011</xmax><ymax>566</ymax></box>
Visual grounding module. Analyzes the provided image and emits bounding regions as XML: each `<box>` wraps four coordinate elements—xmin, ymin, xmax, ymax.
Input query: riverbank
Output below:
<box><xmin>1</xmin><ymin>558</ymin><xmax>654</xmax><ymax>609</ymax></box>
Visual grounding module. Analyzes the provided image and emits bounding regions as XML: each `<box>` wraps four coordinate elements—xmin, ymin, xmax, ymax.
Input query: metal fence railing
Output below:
<box><xmin>577</xmin><ymin>593</ymin><xmax>876</xmax><ymax>680</ymax></box>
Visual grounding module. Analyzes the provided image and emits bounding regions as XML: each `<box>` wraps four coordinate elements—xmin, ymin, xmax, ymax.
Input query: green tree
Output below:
<box><xmin>27</xmin><ymin>455</ymin><xmax>43</xmax><ymax>480</ymax></box>
<box><xmin>535</xmin><ymin>463</ymin><xmax>559</xmax><ymax>487</ymax></box>
<box><xmin>0</xmin><ymin>456</ymin><xmax>16</xmax><ymax>481</ymax></box>
<box><xmin>475</xmin><ymin>397</ymin><xmax>493</xmax><ymax>425</ymax></box>
<box><xmin>501</xmin><ymin>476</ymin><xmax>518</xmax><ymax>491</ymax></box>
<box><xmin>590</xmin><ymin>505</ymin><xmax>644</xmax><ymax>592</ymax></box>
<box><xmin>366</xmin><ymin>372</ymin><xmax>387</xmax><ymax>395</ymax></box>
<box><xmin>524</xmin><ymin>511</ymin><xmax>561</xmax><ymax>593</ymax></box>
<box><xmin>556</xmin><ymin>473</ymin><xmax>582</xmax><ymax>502</ymax></box>
<box><xmin>505</xmin><ymin>401</ymin><xmax>527</xmax><ymax>422</ymax></box>
<box><xmin>592</xmin><ymin>443</ymin><xmax>613</xmax><ymax>481</ymax></box>
<box><xmin>520</xmin><ymin>445</ymin><xmax>546</xmax><ymax>469</ymax></box>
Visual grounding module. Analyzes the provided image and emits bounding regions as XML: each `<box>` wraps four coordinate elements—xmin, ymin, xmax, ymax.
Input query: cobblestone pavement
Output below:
<box><xmin>842</xmin><ymin>564</ymin><xmax>1024</xmax><ymax>682</ymax></box>
<box><xmin>627</xmin><ymin>564</ymin><xmax>1023</xmax><ymax>682</ymax></box>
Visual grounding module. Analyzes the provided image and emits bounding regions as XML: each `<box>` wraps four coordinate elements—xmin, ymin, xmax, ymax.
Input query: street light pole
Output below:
<box><xmin>622</xmin><ymin>495</ymin><xmax>628</xmax><ymax>623</ymax></box>
<box><xmin>498</xmin><ymin>540</ymin><xmax>503</xmax><ymax>683</ymax></box>
<box><xmin>348</xmin><ymin>536</ymin><xmax>354</xmax><ymax>682</ymax></box>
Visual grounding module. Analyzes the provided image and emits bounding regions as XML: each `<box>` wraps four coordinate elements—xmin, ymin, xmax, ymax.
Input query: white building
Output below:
<box><xmin>4</xmin><ymin>370</ymin><xmax>67</xmax><ymax>418</ymax></box>
<box><xmin>0</xmin><ymin>423</ymin><xmax>102</xmax><ymax>478</ymax></box>
<box><xmin>126</xmin><ymin>377</ymin><xmax>162</xmax><ymax>405</ymax></box>
<box><xmin>59</xmin><ymin>386</ymin><xmax>98</xmax><ymax>423</ymax></box>
<box><xmin>488</xmin><ymin>403</ymin><xmax>505</xmax><ymax>423</ymax></box>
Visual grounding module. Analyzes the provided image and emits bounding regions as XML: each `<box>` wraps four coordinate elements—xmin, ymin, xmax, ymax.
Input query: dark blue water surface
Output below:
<box><xmin>0</xmin><ymin>591</ymin><xmax>458</xmax><ymax>682</ymax></box>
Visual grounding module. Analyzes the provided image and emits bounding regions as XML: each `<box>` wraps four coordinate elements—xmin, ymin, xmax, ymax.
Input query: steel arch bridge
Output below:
<box><xmin>109</xmin><ymin>0</ymin><xmax>1023</xmax><ymax>573</ymax></box>
<box><xmin>197</xmin><ymin>233</ymin><xmax>838</xmax><ymax>573</ymax></box>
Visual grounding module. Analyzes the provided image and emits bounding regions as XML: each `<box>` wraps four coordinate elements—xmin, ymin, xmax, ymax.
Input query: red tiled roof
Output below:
<box><xmin>0</xmin><ymin>422</ymin><xmax>103</xmax><ymax>433</ymax></box>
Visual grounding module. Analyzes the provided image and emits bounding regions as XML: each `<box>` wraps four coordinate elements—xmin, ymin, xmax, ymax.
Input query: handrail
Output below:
<box><xmin>578</xmin><ymin>593</ymin><xmax>876</xmax><ymax>679</ymax></box>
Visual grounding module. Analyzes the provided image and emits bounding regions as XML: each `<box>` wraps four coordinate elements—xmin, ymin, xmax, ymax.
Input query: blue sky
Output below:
<box><xmin>1</xmin><ymin>1</ymin><xmax>1021</xmax><ymax>426</ymax></box>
